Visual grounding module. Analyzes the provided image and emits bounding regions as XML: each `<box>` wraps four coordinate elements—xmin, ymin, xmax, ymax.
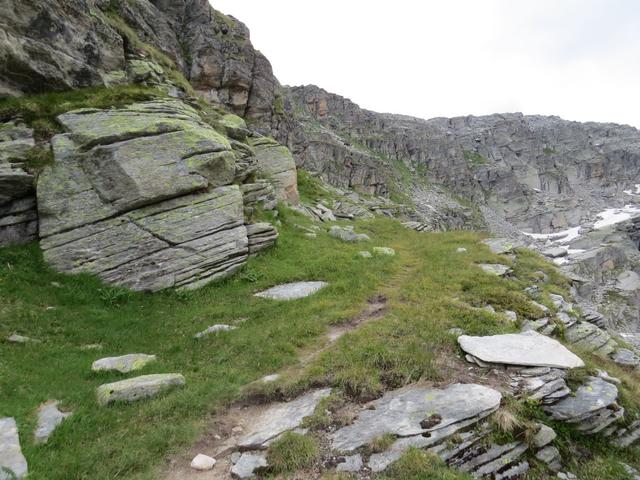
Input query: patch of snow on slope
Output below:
<box><xmin>522</xmin><ymin>226</ymin><xmax>582</xmax><ymax>245</ymax></box>
<box><xmin>593</xmin><ymin>205</ymin><xmax>640</xmax><ymax>229</ymax></box>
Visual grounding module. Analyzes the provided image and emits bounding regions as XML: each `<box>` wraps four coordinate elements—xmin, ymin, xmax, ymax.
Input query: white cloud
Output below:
<box><xmin>211</xmin><ymin>0</ymin><xmax>640</xmax><ymax>127</ymax></box>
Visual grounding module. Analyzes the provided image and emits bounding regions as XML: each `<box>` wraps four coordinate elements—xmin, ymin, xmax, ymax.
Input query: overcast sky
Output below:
<box><xmin>211</xmin><ymin>1</ymin><xmax>640</xmax><ymax>128</ymax></box>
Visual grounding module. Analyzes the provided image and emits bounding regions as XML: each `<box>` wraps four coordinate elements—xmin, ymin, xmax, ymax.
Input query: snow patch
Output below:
<box><xmin>522</xmin><ymin>226</ymin><xmax>581</xmax><ymax>245</ymax></box>
<box><xmin>593</xmin><ymin>205</ymin><xmax>640</xmax><ymax>229</ymax></box>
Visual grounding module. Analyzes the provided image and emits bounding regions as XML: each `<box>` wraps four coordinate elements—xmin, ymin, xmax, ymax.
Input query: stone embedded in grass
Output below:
<box><xmin>195</xmin><ymin>324</ymin><xmax>238</xmax><ymax>338</ymax></box>
<box><xmin>458</xmin><ymin>331</ymin><xmax>584</xmax><ymax>369</ymax></box>
<box><xmin>6</xmin><ymin>334</ymin><xmax>40</xmax><ymax>344</ymax></box>
<box><xmin>330</xmin><ymin>383</ymin><xmax>501</xmax><ymax>453</ymax></box>
<box><xmin>237</xmin><ymin>388</ymin><xmax>331</xmax><ymax>448</ymax></box>
<box><xmin>0</xmin><ymin>417</ymin><xmax>28</xmax><ymax>479</ymax></box>
<box><xmin>611</xmin><ymin>348</ymin><xmax>640</xmax><ymax>367</ymax></box>
<box><xmin>261</xmin><ymin>374</ymin><xmax>280</xmax><ymax>383</ymax></box>
<box><xmin>190</xmin><ymin>453</ymin><xmax>216</xmax><ymax>471</ymax></box>
<box><xmin>337</xmin><ymin>454</ymin><xmax>363</xmax><ymax>472</ymax></box>
<box><xmin>373</xmin><ymin>247</ymin><xmax>395</xmax><ymax>256</ymax></box>
<box><xmin>254</xmin><ymin>281</ymin><xmax>328</xmax><ymax>301</ymax></box>
<box><xmin>456</xmin><ymin>247</ymin><xmax>467</xmax><ymax>253</ymax></box>
<box><xmin>96</xmin><ymin>373</ymin><xmax>185</xmax><ymax>406</ymax></box>
<box><xmin>504</xmin><ymin>310</ymin><xmax>517</xmax><ymax>322</ymax></box>
<box><xmin>91</xmin><ymin>353</ymin><xmax>157</xmax><ymax>373</ymax></box>
<box><xmin>532</xmin><ymin>423</ymin><xmax>557</xmax><ymax>448</ymax></box>
<box><xmin>482</xmin><ymin>237</ymin><xmax>521</xmax><ymax>255</ymax></box>
<box><xmin>34</xmin><ymin>401</ymin><xmax>72</xmax><ymax>444</ymax></box>
<box><xmin>358</xmin><ymin>251</ymin><xmax>372</xmax><ymax>258</ymax></box>
<box><xmin>328</xmin><ymin>225</ymin><xmax>370</xmax><ymax>242</ymax></box>
<box><xmin>478</xmin><ymin>263</ymin><xmax>512</xmax><ymax>276</ymax></box>
<box><xmin>231</xmin><ymin>451</ymin><xmax>268</xmax><ymax>479</ymax></box>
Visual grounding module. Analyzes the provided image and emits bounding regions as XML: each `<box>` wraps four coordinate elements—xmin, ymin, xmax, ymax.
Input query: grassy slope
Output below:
<box><xmin>2</xmin><ymin>190</ymin><xmax>640</xmax><ymax>478</ymax></box>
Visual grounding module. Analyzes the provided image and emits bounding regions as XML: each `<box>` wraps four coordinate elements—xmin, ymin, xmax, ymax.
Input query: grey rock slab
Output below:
<box><xmin>190</xmin><ymin>453</ymin><xmax>216</xmax><ymax>471</ymax></box>
<box><xmin>543</xmin><ymin>247</ymin><xmax>568</xmax><ymax>258</ymax></box>
<box><xmin>96</xmin><ymin>373</ymin><xmax>185</xmax><ymax>406</ymax></box>
<box><xmin>91</xmin><ymin>354</ymin><xmax>157</xmax><ymax>373</ymax></box>
<box><xmin>616</xmin><ymin>270</ymin><xmax>640</xmax><ymax>291</ymax></box>
<box><xmin>0</xmin><ymin>417</ymin><xmax>27</xmax><ymax>479</ymax></box>
<box><xmin>358</xmin><ymin>250</ymin><xmax>372</xmax><ymax>258</ymax></box>
<box><xmin>231</xmin><ymin>451</ymin><xmax>268</xmax><ymax>479</ymax></box>
<box><xmin>336</xmin><ymin>454</ymin><xmax>363</xmax><ymax>472</ymax></box>
<box><xmin>329</xmin><ymin>225</ymin><xmax>370</xmax><ymax>242</ymax></box>
<box><xmin>34</xmin><ymin>401</ymin><xmax>72</xmax><ymax>444</ymax></box>
<box><xmin>504</xmin><ymin>310</ymin><xmax>517</xmax><ymax>321</ymax></box>
<box><xmin>458</xmin><ymin>331</ymin><xmax>584</xmax><ymax>368</ymax></box>
<box><xmin>611</xmin><ymin>348</ymin><xmax>640</xmax><ymax>367</ymax></box>
<box><xmin>478</xmin><ymin>263</ymin><xmax>512</xmax><ymax>276</ymax></box>
<box><xmin>373</xmin><ymin>247</ymin><xmax>395</xmax><ymax>256</ymax></box>
<box><xmin>545</xmin><ymin>377</ymin><xmax>618</xmax><ymax>421</ymax></box>
<box><xmin>533</xmin><ymin>423</ymin><xmax>557</xmax><ymax>448</ymax></box>
<box><xmin>237</xmin><ymin>388</ymin><xmax>331</xmax><ymax>448</ymax></box>
<box><xmin>254</xmin><ymin>281</ymin><xmax>328</xmax><ymax>301</ymax></box>
<box><xmin>195</xmin><ymin>324</ymin><xmax>238</xmax><ymax>338</ymax></box>
<box><xmin>330</xmin><ymin>383</ymin><xmax>501</xmax><ymax>452</ymax></box>
<box><xmin>6</xmin><ymin>334</ymin><xmax>40</xmax><ymax>344</ymax></box>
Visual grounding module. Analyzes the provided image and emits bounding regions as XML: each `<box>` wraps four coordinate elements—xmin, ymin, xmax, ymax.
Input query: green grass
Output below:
<box><xmin>381</xmin><ymin>448</ymin><xmax>473</xmax><ymax>480</ymax></box>
<box><xmin>463</xmin><ymin>150</ymin><xmax>489</xmax><ymax>166</ymax></box>
<box><xmin>266</xmin><ymin>431</ymin><xmax>319</xmax><ymax>474</ymax></box>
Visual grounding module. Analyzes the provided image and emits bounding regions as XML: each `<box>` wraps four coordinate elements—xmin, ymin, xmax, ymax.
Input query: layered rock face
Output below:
<box><xmin>37</xmin><ymin>99</ymin><xmax>290</xmax><ymax>291</ymax></box>
<box><xmin>278</xmin><ymin>85</ymin><xmax>640</xmax><ymax>233</ymax></box>
<box><xmin>0</xmin><ymin>0</ymin><xmax>280</xmax><ymax>127</ymax></box>
<box><xmin>0</xmin><ymin>122</ymin><xmax>37</xmax><ymax>246</ymax></box>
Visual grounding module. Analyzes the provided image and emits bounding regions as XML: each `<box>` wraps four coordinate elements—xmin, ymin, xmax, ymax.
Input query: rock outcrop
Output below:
<box><xmin>37</xmin><ymin>99</ymin><xmax>289</xmax><ymax>291</ymax></box>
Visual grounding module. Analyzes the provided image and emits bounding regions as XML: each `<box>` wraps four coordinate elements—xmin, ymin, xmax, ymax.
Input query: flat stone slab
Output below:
<box><xmin>546</xmin><ymin>377</ymin><xmax>618</xmax><ymax>421</ymax></box>
<box><xmin>458</xmin><ymin>331</ymin><xmax>584</xmax><ymax>369</ymax></box>
<box><xmin>195</xmin><ymin>324</ymin><xmax>238</xmax><ymax>338</ymax></box>
<box><xmin>190</xmin><ymin>453</ymin><xmax>216</xmax><ymax>471</ymax></box>
<box><xmin>238</xmin><ymin>388</ymin><xmax>331</xmax><ymax>448</ymax></box>
<box><xmin>231</xmin><ymin>452</ymin><xmax>268</xmax><ymax>478</ymax></box>
<box><xmin>329</xmin><ymin>225</ymin><xmax>370</xmax><ymax>242</ymax></box>
<box><xmin>482</xmin><ymin>238</ymin><xmax>520</xmax><ymax>254</ymax></box>
<box><xmin>478</xmin><ymin>263</ymin><xmax>512</xmax><ymax>276</ymax></box>
<box><xmin>91</xmin><ymin>353</ymin><xmax>157</xmax><ymax>373</ymax></box>
<box><xmin>330</xmin><ymin>383</ymin><xmax>501</xmax><ymax>452</ymax></box>
<box><xmin>96</xmin><ymin>373</ymin><xmax>185</xmax><ymax>406</ymax></box>
<box><xmin>34</xmin><ymin>401</ymin><xmax>72</xmax><ymax>444</ymax></box>
<box><xmin>373</xmin><ymin>247</ymin><xmax>395</xmax><ymax>256</ymax></box>
<box><xmin>542</xmin><ymin>247</ymin><xmax>568</xmax><ymax>258</ymax></box>
<box><xmin>254</xmin><ymin>281</ymin><xmax>328</xmax><ymax>301</ymax></box>
<box><xmin>337</xmin><ymin>454</ymin><xmax>363</xmax><ymax>472</ymax></box>
<box><xmin>0</xmin><ymin>417</ymin><xmax>27</xmax><ymax>479</ymax></box>
<box><xmin>6</xmin><ymin>334</ymin><xmax>40</xmax><ymax>344</ymax></box>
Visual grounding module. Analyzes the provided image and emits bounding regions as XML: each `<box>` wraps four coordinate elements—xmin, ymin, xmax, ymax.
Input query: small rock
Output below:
<box><xmin>482</xmin><ymin>305</ymin><xmax>496</xmax><ymax>313</ymax></box>
<box><xmin>329</xmin><ymin>225</ymin><xmax>370</xmax><ymax>242</ymax></box>
<box><xmin>532</xmin><ymin>423</ymin><xmax>556</xmax><ymax>448</ymax></box>
<box><xmin>596</xmin><ymin>369</ymin><xmax>621</xmax><ymax>384</ymax></box>
<box><xmin>231</xmin><ymin>451</ymin><xmax>268</xmax><ymax>479</ymax></box>
<box><xmin>34</xmin><ymin>401</ymin><xmax>72</xmax><ymax>444</ymax></box>
<box><xmin>79</xmin><ymin>343</ymin><xmax>103</xmax><ymax>350</ymax></box>
<box><xmin>478</xmin><ymin>263</ymin><xmax>512</xmax><ymax>276</ymax></box>
<box><xmin>358</xmin><ymin>251</ymin><xmax>372</xmax><ymax>258</ymax></box>
<box><xmin>254</xmin><ymin>281</ymin><xmax>328</xmax><ymax>301</ymax></box>
<box><xmin>0</xmin><ymin>418</ymin><xmax>28</xmax><ymax>479</ymax></box>
<box><xmin>96</xmin><ymin>373</ymin><xmax>185</xmax><ymax>406</ymax></box>
<box><xmin>542</xmin><ymin>247</ymin><xmax>568</xmax><ymax>258</ymax></box>
<box><xmin>261</xmin><ymin>374</ymin><xmax>280</xmax><ymax>383</ymax></box>
<box><xmin>6</xmin><ymin>334</ymin><xmax>40</xmax><ymax>344</ymax></box>
<box><xmin>448</xmin><ymin>328</ymin><xmax>465</xmax><ymax>336</ymax></box>
<box><xmin>504</xmin><ymin>310</ymin><xmax>517</xmax><ymax>322</ymax></box>
<box><xmin>530</xmin><ymin>300</ymin><xmax>550</xmax><ymax>313</ymax></box>
<box><xmin>304</xmin><ymin>232</ymin><xmax>317</xmax><ymax>239</ymax></box>
<box><xmin>92</xmin><ymin>353</ymin><xmax>157</xmax><ymax>373</ymax></box>
<box><xmin>337</xmin><ymin>454</ymin><xmax>363</xmax><ymax>472</ymax></box>
<box><xmin>195</xmin><ymin>324</ymin><xmax>238</xmax><ymax>339</ymax></box>
<box><xmin>456</xmin><ymin>247</ymin><xmax>467</xmax><ymax>253</ymax></box>
<box><xmin>190</xmin><ymin>453</ymin><xmax>216</xmax><ymax>471</ymax></box>
<box><xmin>373</xmin><ymin>247</ymin><xmax>395</xmax><ymax>256</ymax></box>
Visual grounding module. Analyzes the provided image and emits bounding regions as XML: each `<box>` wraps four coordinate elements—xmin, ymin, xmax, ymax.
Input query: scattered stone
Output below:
<box><xmin>549</xmin><ymin>293</ymin><xmax>573</xmax><ymax>312</ymax></box>
<box><xmin>195</xmin><ymin>324</ymin><xmax>238</xmax><ymax>338</ymax></box>
<box><xmin>6</xmin><ymin>334</ymin><xmax>40</xmax><ymax>344</ymax></box>
<box><xmin>616</xmin><ymin>270</ymin><xmax>640</xmax><ymax>291</ymax></box>
<box><xmin>91</xmin><ymin>353</ymin><xmax>157</xmax><ymax>373</ymax></box>
<box><xmin>482</xmin><ymin>305</ymin><xmax>496</xmax><ymax>313</ymax></box>
<box><xmin>565</xmin><ymin>322</ymin><xmax>617</xmax><ymax>356</ymax></box>
<box><xmin>0</xmin><ymin>417</ymin><xmax>27</xmax><ymax>479</ymax></box>
<box><xmin>536</xmin><ymin>445</ymin><xmax>562</xmax><ymax>471</ymax></box>
<box><xmin>330</xmin><ymin>383</ymin><xmax>501</xmax><ymax>452</ymax></box>
<box><xmin>231</xmin><ymin>452</ymin><xmax>267</xmax><ymax>479</ymax></box>
<box><xmin>504</xmin><ymin>310</ymin><xmax>517</xmax><ymax>322</ymax></box>
<box><xmin>482</xmin><ymin>238</ymin><xmax>519</xmax><ymax>255</ymax></box>
<box><xmin>458</xmin><ymin>331</ymin><xmax>584</xmax><ymax>368</ymax></box>
<box><xmin>611</xmin><ymin>348</ymin><xmax>640</xmax><ymax>367</ymax></box>
<box><xmin>254</xmin><ymin>281</ymin><xmax>328</xmax><ymax>301</ymax></box>
<box><xmin>336</xmin><ymin>454</ymin><xmax>363</xmax><ymax>472</ymax></box>
<box><xmin>261</xmin><ymin>374</ymin><xmax>280</xmax><ymax>383</ymax></box>
<box><xmin>96</xmin><ymin>373</ymin><xmax>185</xmax><ymax>406</ymax></box>
<box><xmin>34</xmin><ymin>401</ymin><xmax>72</xmax><ymax>444</ymax></box>
<box><xmin>596</xmin><ymin>369</ymin><xmax>621</xmax><ymax>384</ymax></box>
<box><xmin>190</xmin><ymin>453</ymin><xmax>216</xmax><ymax>471</ymax></box>
<box><xmin>373</xmin><ymin>247</ymin><xmax>395</xmax><ymax>256</ymax></box>
<box><xmin>79</xmin><ymin>343</ymin><xmax>103</xmax><ymax>350</ymax></box>
<box><xmin>358</xmin><ymin>251</ymin><xmax>372</xmax><ymax>258</ymax></box>
<box><xmin>478</xmin><ymin>263</ymin><xmax>512</xmax><ymax>276</ymax></box>
<box><xmin>532</xmin><ymin>424</ymin><xmax>557</xmax><ymax>448</ymax></box>
<box><xmin>328</xmin><ymin>225</ymin><xmax>370</xmax><ymax>242</ymax></box>
<box><xmin>542</xmin><ymin>247</ymin><xmax>568</xmax><ymax>258</ymax></box>
<box><xmin>530</xmin><ymin>300</ymin><xmax>550</xmax><ymax>313</ymax></box>
<box><xmin>456</xmin><ymin>247</ymin><xmax>467</xmax><ymax>253</ymax></box>
<box><xmin>238</xmin><ymin>389</ymin><xmax>331</xmax><ymax>448</ymax></box>
<box><xmin>448</xmin><ymin>328</ymin><xmax>465</xmax><ymax>336</ymax></box>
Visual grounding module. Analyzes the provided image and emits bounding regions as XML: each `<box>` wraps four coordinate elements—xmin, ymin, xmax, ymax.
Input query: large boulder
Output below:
<box><xmin>37</xmin><ymin>99</ymin><xmax>270</xmax><ymax>291</ymax></box>
<box><xmin>249</xmin><ymin>136</ymin><xmax>299</xmax><ymax>203</ymax></box>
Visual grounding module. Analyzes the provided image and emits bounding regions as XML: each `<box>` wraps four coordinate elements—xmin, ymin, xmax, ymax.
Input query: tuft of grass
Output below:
<box><xmin>369</xmin><ymin>433</ymin><xmax>396</xmax><ymax>454</ymax></box>
<box><xmin>24</xmin><ymin>144</ymin><xmax>54</xmax><ymax>173</ymax></box>
<box><xmin>381</xmin><ymin>448</ymin><xmax>473</xmax><ymax>480</ymax></box>
<box><xmin>266</xmin><ymin>432</ymin><xmax>319</xmax><ymax>474</ymax></box>
<box><xmin>463</xmin><ymin>150</ymin><xmax>489</xmax><ymax>166</ymax></box>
